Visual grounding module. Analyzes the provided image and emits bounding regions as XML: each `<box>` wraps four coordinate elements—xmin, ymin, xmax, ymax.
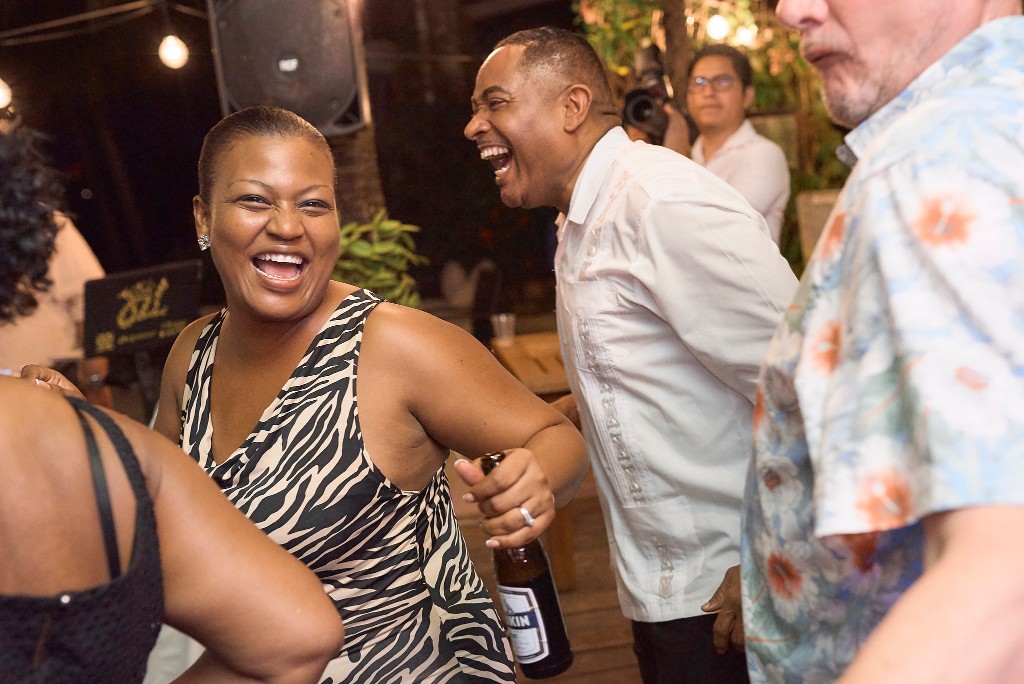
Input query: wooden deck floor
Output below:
<box><xmin>453</xmin><ymin>470</ymin><xmax>643</xmax><ymax>683</ymax></box>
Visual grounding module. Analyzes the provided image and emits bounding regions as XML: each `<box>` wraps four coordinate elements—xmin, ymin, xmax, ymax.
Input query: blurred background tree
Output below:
<box><xmin>574</xmin><ymin>0</ymin><xmax>849</xmax><ymax>274</ymax></box>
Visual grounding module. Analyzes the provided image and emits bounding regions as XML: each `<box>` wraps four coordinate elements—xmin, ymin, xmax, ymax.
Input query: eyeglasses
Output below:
<box><xmin>689</xmin><ymin>75</ymin><xmax>737</xmax><ymax>93</ymax></box>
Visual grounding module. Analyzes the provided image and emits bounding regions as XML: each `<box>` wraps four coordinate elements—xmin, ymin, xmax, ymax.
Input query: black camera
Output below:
<box><xmin>622</xmin><ymin>44</ymin><xmax>674</xmax><ymax>141</ymax></box>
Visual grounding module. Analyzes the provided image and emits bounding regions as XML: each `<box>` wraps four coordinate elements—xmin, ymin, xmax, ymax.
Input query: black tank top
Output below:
<box><xmin>0</xmin><ymin>398</ymin><xmax>162</xmax><ymax>683</ymax></box>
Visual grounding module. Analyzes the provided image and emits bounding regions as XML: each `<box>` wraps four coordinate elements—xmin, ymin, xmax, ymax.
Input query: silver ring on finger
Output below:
<box><xmin>518</xmin><ymin>505</ymin><xmax>536</xmax><ymax>528</ymax></box>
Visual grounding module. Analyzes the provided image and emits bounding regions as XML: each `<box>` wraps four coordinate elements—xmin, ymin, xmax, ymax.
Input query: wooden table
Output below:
<box><xmin>491</xmin><ymin>331</ymin><xmax>569</xmax><ymax>399</ymax></box>
<box><xmin>491</xmin><ymin>332</ymin><xmax>578</xmax><ymax>592</ymax></box>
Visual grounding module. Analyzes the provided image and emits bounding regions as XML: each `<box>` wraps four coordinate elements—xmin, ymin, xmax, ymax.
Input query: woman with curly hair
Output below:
<box><xmin>0</xmin><ymin>116</ymin><xmax>112</xmax><ymax>404</ymax></box>
<box><xmin>0</xmin><ymin>116</ymin><xmax>61</xmax><ymax>323</ymax></box>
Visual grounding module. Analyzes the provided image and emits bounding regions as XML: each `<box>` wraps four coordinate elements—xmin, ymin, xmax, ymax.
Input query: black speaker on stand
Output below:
<box><xmin>205</xmin><ymin>0</ymin><xmax>370</xmax><ymax>136</ymax></box>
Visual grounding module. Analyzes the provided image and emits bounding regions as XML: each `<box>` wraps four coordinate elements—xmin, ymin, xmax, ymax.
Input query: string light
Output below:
<box><xmin>0</xmin><ymin>78</ymin><xmax>12</xmax><ymax>109</ymax></box>
<box><xmin>158</xmin><ymin>33</ymin><xmax>189</xmax><ymax>68</ymax></box>
<box><xmin>735</xmin><ymin>25</ymin><xmax>758</xmax><ymax>47</ymax></box>
<box><xmin>706</xmin><ymin>15</ymin><xmax>730</xmax><ymax>41</ymax></box>
<box><xmin>1</xmin><ymin>2</ymin><xmax>203</xmax><ymax>70</ymax></box>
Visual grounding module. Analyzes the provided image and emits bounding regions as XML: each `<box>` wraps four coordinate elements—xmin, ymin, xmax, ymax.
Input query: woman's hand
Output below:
<box><xmin>20</xmin><ymin>364</ymin><xmax>86</xmax><ymax>400</ymax></box>
<box><xmin>453</xmin><ymin>449</ymin><xmax>557</xmax><ymax>549</ymax></box>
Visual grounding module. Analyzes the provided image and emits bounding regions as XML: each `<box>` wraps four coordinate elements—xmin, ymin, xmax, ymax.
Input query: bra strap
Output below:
<box><xmin>74</xmin><ymin>407</ymin><xmax>122</xmax><ymax>581</ymax></box>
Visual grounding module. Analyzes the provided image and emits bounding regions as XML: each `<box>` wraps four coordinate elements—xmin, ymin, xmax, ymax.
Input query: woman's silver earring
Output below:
<box><xmin>197</xmin><ymin>234</ymin><xmax>211</xmax><ymax>251</ymax></box>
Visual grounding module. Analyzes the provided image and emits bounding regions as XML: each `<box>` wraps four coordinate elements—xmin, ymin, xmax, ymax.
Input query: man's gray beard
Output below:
<box><xmin>822</xmin><ymin>89</ymin><xmax>869</xmax><ymax>131</ymax></box>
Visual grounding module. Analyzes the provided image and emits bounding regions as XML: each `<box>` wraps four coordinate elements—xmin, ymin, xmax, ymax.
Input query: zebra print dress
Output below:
<box><xmin>179</xmin><ymin>289</ymin><xmax>515</xmax><ymax>683</ymax></box>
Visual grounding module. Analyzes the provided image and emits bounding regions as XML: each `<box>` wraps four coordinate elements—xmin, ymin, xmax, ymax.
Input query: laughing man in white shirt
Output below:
<box><xmin>465</xmin><ymin>27</ymin><xmax>798</xmax><ymax>684</ymax></box>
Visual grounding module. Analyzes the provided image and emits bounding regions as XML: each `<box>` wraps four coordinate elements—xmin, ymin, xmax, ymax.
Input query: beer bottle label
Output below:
<box><xmin>497</xmin><ymin>584</ymin><xmax>550</xmax><ymax>663</ymax></box>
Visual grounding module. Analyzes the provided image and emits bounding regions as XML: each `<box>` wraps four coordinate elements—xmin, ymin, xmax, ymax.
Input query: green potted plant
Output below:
<box><xmin>332</xmin><ymin>209</ymin><xmax>429</xmax><ymax>307</ymax></box>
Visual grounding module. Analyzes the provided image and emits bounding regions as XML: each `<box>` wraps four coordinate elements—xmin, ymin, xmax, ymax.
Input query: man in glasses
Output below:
<box><xmin>742</xmin><ymin>0</ymin><xmax>1024</xmax><ymax>681</ymax></box>
<box><xmin>686</xmin><ymin>45</ymin><xmax>790</xmax><ymax>245</ymax></box>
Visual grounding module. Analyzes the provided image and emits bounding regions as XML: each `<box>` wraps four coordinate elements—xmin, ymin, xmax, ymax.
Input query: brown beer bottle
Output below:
<box><xmin>479</xmin><ymin>452</ymin><xmax>573</xmax><ymax>679</ymax></box>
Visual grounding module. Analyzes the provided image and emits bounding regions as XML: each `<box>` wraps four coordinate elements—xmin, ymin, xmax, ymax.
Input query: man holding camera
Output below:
<box><xmin>621</xmin><ymin>44</ymin><xmax>696</xmax><ymax>157</ymax></box>
<box><xmin>466</xmin><ymin>26</ymin><xmax>798</xmax><ymax>683</ymax></box>
<box><xmin>623</xmin><ymin>44</ymin><xmax>790</xmax><ymax>246</ymax></box>
<box><xmin>685</xmin><ymin>45</ymin><xmax>790</xmax><ymax>245</ymax></box>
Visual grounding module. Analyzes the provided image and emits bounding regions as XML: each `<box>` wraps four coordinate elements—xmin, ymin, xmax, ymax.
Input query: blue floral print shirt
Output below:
<box><xmin>741</xmin><ymin>17</ymin><xmax>1024</xmax><ymax>682</ymax></box>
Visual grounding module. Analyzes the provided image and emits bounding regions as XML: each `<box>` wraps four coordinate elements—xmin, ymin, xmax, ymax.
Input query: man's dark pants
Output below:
<box><xmin>632</xmin><ymin>614</ymin><xmax>749</xmax><ymax>684</ymax></box>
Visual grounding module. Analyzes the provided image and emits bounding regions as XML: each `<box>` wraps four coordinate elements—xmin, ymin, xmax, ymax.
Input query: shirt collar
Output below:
<box><xmin>565</xmin><ymin>127</ymin><xmax>632</xmax><ymax>226</ymax></box>
<box><xmin>841</xmin><ymin>16</ymin><xmax>1022</xmax><ymax>163</ymax></box>
<box><xmin>725</xmin><ymin>119</ymin><xmax>758</xmax><ymax>149</ymax></box>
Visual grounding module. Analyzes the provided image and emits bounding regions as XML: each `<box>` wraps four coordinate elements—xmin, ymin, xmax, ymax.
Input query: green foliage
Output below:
<box><xmin>574</xmin><ymin>0</ymin><xmax>661</xmax><ymax>98</ymax></box>
<box><xmin>333</xmin><ymin>209</ymin><xmax>429</xmax><ymax>308</ymax></box>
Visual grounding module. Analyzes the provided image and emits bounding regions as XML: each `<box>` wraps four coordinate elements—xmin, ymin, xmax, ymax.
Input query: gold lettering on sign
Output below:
<box><xmin>115</xmin><ymin>278</ymin><xmax>170</xmax><ymax>330</ymax></box>
<box><xmin>94</xmin><ymin>331</ymin><xmax>116</xmax><ymax>354</ymax></box>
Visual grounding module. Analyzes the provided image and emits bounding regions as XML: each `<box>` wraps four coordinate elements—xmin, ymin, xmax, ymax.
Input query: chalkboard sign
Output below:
<box><xmin>83</xmin><ymin>260</ymin><xmax>202</xmax><ymax>358</ymax></box>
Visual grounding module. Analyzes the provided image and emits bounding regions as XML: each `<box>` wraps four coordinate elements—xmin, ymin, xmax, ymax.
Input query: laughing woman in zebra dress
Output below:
<box><xmin>144</xmin><ymin>106</ymin><xmax>589</xmax><ymax>683</ymax></box>
<box><xmin>2</xmin><ymin>110</ymin><xmax>342</xmax><ymax>684</ymax></box>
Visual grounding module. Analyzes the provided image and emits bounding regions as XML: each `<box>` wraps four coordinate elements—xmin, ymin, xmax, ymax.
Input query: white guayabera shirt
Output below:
<box><xmin>555</xmin><ymin>126</ymin><xmax>797</xmax><ymax>622</ymax></box>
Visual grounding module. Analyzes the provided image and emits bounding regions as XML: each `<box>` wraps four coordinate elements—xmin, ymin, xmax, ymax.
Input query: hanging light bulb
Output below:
<box><xmin>706</xmin><ymin>15</ymin><xmax>730</xmax><ymax>41</ymax></box>
<box><xmin>735</xmin><ymin>24</ymin><xmax>758</xmax><ymax>47</ymax></box>
<box><xmin>0</xmin><ymin>78</ymin><xmax>12</xmax><ymax>109</ymax></box>
<box><xmin>159</xmin><ymin>34</ymin><xmax>189</xmax><ymax>69</ymax></box>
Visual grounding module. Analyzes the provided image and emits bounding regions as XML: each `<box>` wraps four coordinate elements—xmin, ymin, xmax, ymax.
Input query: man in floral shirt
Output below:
<box><xmin>741</xmin><ymin>0</ymin><xmax>1024</xmax><ymax>681</ymax></box>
